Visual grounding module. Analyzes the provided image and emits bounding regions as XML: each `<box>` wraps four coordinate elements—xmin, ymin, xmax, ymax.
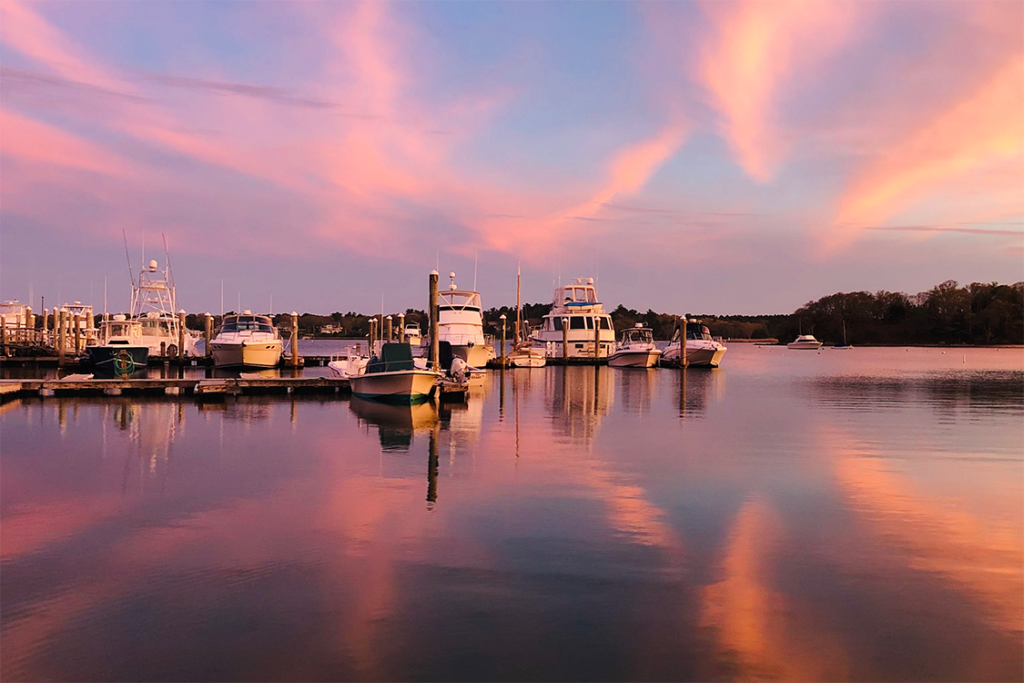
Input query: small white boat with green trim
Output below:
<box><xmin>349</xmin><ymin>343</ymin><xmax>440</xmax><ymax>404</ymax></box>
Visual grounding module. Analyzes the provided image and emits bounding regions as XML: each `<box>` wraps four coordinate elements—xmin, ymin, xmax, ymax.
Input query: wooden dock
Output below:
<box><xmin>0</xmin><ymin>376</ymin><xmax>349</xmax><ymax>399</ymax></box>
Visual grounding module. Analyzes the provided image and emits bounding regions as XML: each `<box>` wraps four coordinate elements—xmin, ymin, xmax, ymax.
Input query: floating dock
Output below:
<box><xmin>0</xmin><ymin>376</ymin><xmax>349</xmax><ymax>399</ymax></box>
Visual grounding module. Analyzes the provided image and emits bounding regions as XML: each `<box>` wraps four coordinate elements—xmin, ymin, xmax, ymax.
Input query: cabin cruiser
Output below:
<box><xmin>434</xmin><ymin>273</ymin><xmax>496</xmax><ymax>368</ymax></box>
<box><xmin>663</xmin><ymin>320</ymin><xmax>727</xmax><ymax>368</ymax></box>
<box><xmin>349</xmin><ymin>342</ymin><xmax>440</xmax><ymax>404</ymax></box>
<box><xmin>608</xmin><ymin>323</ymin><xmax>662</xmax><ymax>368</ymax></box>
<box><xmin>788</xmin><ymin>334</ymin><xmax>823</xmax><ymax>349</ymax></box>
<box><xmin>85</xmin><ymin>314</ymin><xmax>149</xmax><ymax>376</ymax></box>
<box><xmin>403</xmin><ymin>322</ymin><xmax>422</xmax><ymax>347</ymax></box>
<box><xmin>530</xmin><ymin>277</ymin><xmax>615</xmax><ymax>360</ymax></box>
<box><xmin>131</xmin><ymin>259</ymin><xmax>198</xmax><ymax>357</ymax></box>
<box><xmin>210</xmin><ymin>311</ymin><xmax>284</xmax><ymax>368</ymax></box>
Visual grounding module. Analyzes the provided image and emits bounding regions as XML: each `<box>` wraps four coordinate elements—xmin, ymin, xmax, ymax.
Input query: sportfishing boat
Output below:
<box><xmin>435</xmin><ymin>273</ymin><xmax>496</xmax><ymax>369</ymax></box>
<box><xmin>507</xmin><ymin>260</ymin><xmax>546</xmax><ymax>368</ymax></box>
<box><xmin>85</xmin><ymin>314</ymin><xmax>149</xmax><ymax>376</ymax></box>
<box><xmin>788</xmin><ymin>334</ymin><xmax>823</xmax><ymax>349</ymax></box>
<box><xmin>608</xmin><ymin>323</ymin><xmax>662</xmax><ymax>368</ymax></box>
<box><xmin>530</xmin><ymin>277</ymin><xmax>615</xmax><ymax>360</ymax></box>
<box><xmin>210</xmin><ymin>311</ymin><xmax>284</xmax><ymax>368</ymax></box>
<box><xmin>130</xmin><ymin>259</ymin><xmax>198</xmax><ymax>357</ymax></box>
<box><xmin>349</xmin><ymin>342</ymin><xmax>440</xmax><ymax>404</ymax></box>
<box><xmin>663</xmin><ymin>320</ymin><xmax>727</xmax><ymax>367</ymax></box>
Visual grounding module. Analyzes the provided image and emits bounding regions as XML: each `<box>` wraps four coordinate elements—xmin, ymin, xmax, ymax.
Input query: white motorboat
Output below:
<box><xmin>788</xmin><ymin>334</ymin><xmax>823</xmax><ymax>349</ymax></box>
<box><xmin>403</xmin><ymin>322</ymin><xmax>423</xmax><ymax>347</ymax></box>
<box><xmin>663</xmin><ymin>320</ymin><xmax>727</xmax><ymax>367</ymax></box>
<box><xmin>130</xmin><ymin>259</ymin><xmax>198</xmax><ymax>357</ymax></box>
<box><xmin>85</xmin><ymin>315</ymin><xmax>149</xmax><ymax>376</ymax></box>
<box><xmin>349</xmin><ymin>342</ymin><xmax>440</xmax><ymax>404</ymax></box>
<box><xmin>210</xmin><ymin>311</ymin><xmax>284</xmax><ymax>368</ymax></box>
<box><xmin>327</xmin><ymin>344</ymin><xmax>371</xmax><ymax>378</ymax></box>
<box><xmin>608</xmin><ymin>323</ymin><xmax>662</xmax><ymax>368</ymax></box>
<box><xmin>530</xmin><ymin>277</ymin><xmax>615</xmax><ymax>359</ymax></box>
<box><xmin>434</xmin><ymin>273</ymin><xmax>496</xmax><ymax>369</ymax></box>
<box><xmin>508</xmin><ymin>341</ymin><xmax>547</xmax><ymax>367</ymax></box>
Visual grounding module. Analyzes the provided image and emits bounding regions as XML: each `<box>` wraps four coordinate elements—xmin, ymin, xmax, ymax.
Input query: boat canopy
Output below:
<box><xmin>439</xmin><ymin>291</ymin><xmax>481</xmax><ymax>311</ymax></box>
<box><xmin>367</xmin><ymin>343</ymin><xmax>417</xmax><ymax>373</ymax></box>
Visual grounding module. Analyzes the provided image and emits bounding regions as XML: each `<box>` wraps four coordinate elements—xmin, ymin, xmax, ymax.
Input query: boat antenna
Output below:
<box><xmin>122</xmin><ymin>229</ymin><xmax>136</xmax><ymax>290</ymax></box>
<box><xmin>220</xmin><ymin>280</ymin><xmax>224</xmax><ymax>318</ymax></box>
<box><xmin>473</xmin><ymin>251</ymin><xmax>478</xmax><ymax>292</ymax></box>
<box><xmin>516</xmin><ymin>257</ymin><xmax>522</xmax><ymax>344</ymax></box>
<box><xmin>103</xmin><ymin>276</ymin><xmax>108</xmax><ymax>316</ymax></box>
<box><xmin>162</xmin><ymin>233</ymin><xmax>177</xmax><ymax>310</ymax></box>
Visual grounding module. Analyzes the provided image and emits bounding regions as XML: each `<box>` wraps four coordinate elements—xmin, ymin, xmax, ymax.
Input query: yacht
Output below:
<box><xmin>85</xmin><ymin>314</ymin><xmax>149</xmax><ymax>376</ymax></box>
<box><xmin>531</xmin><ymin>277</ymin><xmax>615</xmax><ymax>360</ymax></box>
<box><xmin>403</xmin><ymin>322</ymin><xmax>423</xmax><ymax>347</ymax></box>
<box><xmin>349</xmin><ymin>342</ymin><xmax>440</xmax><ymax>404</ymax></box>
<box><xmin>131</xmin><ymin>259</ymin><xmax>198</xmax><ymax>358</ymax></box>
<box><xmin>788</xmin><ymin>334</ymin><xmax>823</xmax><ymax>350</ymax></box>
<box><xmin>210</xmin><ymin>311</ymin><xmax>284</xmax><ymax>368</ymax></box>
<box><xmin>663</xmin><ymin>320</ymin><xmax>727</xmax><ymax>367</ymax></box>
<box><xmin>435</xmin><ymin>273</ymin><xmax>496</xmax><ymax>368</ymax></box>
<box><xmin>608</xmin><ymin>323</ymin><xmax>662</xmax><ymax>368</ymax></box>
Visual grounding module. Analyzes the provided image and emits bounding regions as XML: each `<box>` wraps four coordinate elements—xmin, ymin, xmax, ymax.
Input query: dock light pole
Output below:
<box><xmin>429</xmin><ymin>270</ymin><xmax>440</xmax><ymax>372</ymax></box>
<box><xmin>204</xmin><ymin>314</ymin><xmax>213</xmax><ymax>358</ymax></box>
<box><xmin>500</xmin><ymin>314</ymin><xmax>507</xmax><ymax>367</ymax></box>
<box><xmin>398</xmin><ymin>313</ymin><xmax>405</xmax><ymax>343</ymax></box>
<box><xmin>290</xmin><ymin>312</ymin><xmax>299</xmax><ymax>368</ymax></box>
<box><xmin>386</xmin><ymin>315</ymin><xmax>393</xmax><ymax>343</ymax></box>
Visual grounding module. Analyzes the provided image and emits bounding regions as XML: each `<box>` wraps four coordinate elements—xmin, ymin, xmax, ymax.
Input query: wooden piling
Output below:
<box><xmin>562</xmin><ymin>317</ymin><xmax>569</xmax><ymax>363</ymax></box>
<box><xmin>290</xmin><ymin>312</ymin><xmax>299</xmax><ymax>368</ymax></box>
<box><xmin>73</xmin><ymin>314</ymin><xmax>81</xmax><ymax>354</ymax></box>
<box><xmin>369</xmin><ymin>319</ymin><xmax>376</xmax><ymax>356</ymax></box>
<box><xmin>593</xmin><ymin>315</ymin><xmax>600</xmax><ymax>359</ymax></box>
<box><xmin>386</xmin><ymin>315</ymin><xmax>393</xmax><ymax>343</ymax></box>
<box><xmin>1</xmin><ymin>323</ymin><xmax>6</xmax><ymax>357</ymax></box>
<box><xmin>178</xmin><ymin>310</ymin><xmax>186</xmax><ymax>363</ymax></box>
<box><xmin>429</xmin><ymin>270</ymin><xmax>439</xmax><ymax>371</ymax></box>
<box><xmin>500</xmin><ymin>314</ymin><xmax>507</xmax><ymax>367</ymax></box>
<box><xmin>42</xmin><ymin>308</ymin><xmax>48</xmax><ymax>343</ymax></box>
<box><xmin>681</xmin><ymin>316</ymin><xmax>688</xmax><ymax>368</ymax></box>
<box><xmin>204</xmin><ymin>314</ymin><xmax>213</xmax><ymax>358</ymax></box>
<box><xmin>57</xmin><ymin>310</ymin><xmax>66</xmax><ymax>366</ymax></box>
<box><xmin>398</xmin><ymin>313</ymin><xmax>405</xmax><ymax>343</ymax></box>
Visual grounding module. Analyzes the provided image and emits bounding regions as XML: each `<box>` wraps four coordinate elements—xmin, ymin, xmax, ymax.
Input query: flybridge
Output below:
<box><xmin>554</xmin><ymin>278</ymin><xmax>600</xmax><ymax>307</ymax></box>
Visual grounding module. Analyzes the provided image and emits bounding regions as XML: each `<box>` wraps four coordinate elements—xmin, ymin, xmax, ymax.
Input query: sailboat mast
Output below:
<box><xmin>515</xmin><ymin>259</ymin><xmax>521</xmax><ymax>343</ymax></box>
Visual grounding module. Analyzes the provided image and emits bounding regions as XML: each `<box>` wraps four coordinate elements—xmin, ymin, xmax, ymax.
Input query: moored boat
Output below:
<box><xmin>85</xmin><ymin>314</ymin><xmax>149</xmax><ymax>376</ymax></box>
<box><xmin>663</xmin><ymin>320</ymin><xmax>727</xmax><ymax>367</ymax></box>
<box><xmin>787</xmin><ymin>334</ymin><xmax>823</xmax><ymax>349</ymax></box>
<box><xmin>434</xmin><ymin>273</ymin><xmax>496</xmax><ymax>368</ymax></box>
<box><xmin>349</xmin><ymin>342</ymin><xmax>440</xmax><ymax>404</ymax></box>
<box><xmin>130</xmin><ymin>259</ymin><xmax>198</xmax><ymax>357</ymax></box>
<box><xmin>210</xmin><ymin>311</ymin><xmax>284</xmax><ymax>368</ymax></box>
<box><xmin>608</xmin><ymin>323</ymin><xmax>662</xmax><ymax>368</ymax></box>
<box><xmin>530</xmin><ymin>277</ymin><xmax>615</xmax><ymax>360</ymax></box>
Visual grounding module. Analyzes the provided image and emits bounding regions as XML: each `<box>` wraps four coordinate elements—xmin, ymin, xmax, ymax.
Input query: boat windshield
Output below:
<box><xmin>221</xmin><ymin>316</ymin><xmax>274</xmax><ymax>333</ymax></box>
<box><xmin>107</xmin><ymin>322</ymin><xmax>131</xmax><ymax>337</ymax></box>
<box><xmin>624</xmin><ymin>328</ymin><xmax>653</xmax><ymax>344</ymax></box>
<box><xmin>141</xmin><ymin>318</ymin><xmax>174</xmax><ymax>335</ymax></box>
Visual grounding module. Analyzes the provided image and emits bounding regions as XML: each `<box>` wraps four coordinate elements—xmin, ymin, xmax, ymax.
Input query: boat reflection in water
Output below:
<box><xmin>349</xmin><ymin>396</ymin><xmax>439</xmax><ymax>453</ymax></box>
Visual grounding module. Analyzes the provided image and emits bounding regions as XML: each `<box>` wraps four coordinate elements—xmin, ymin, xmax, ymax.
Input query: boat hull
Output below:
<box><xmin>350</xmin><ymin>369</ymin><xmax>438</xmax><ymax>404</ymax></box>
<box><xmin>787</xmin><ymin>342</ymin><xmax>823</xmax><ymax>349</ymax></box>
<box><xmin>451</xmin><ymin>343</ymin><xmax>494</xmax><ymax>369</ymax></box>
<box><xmin>664</xmin><ymin>344</ymin><xmax>727</xmax><ymax>368</ymax></box>
<box><xmin>608</xmin><ymin>349</ymin><xmax>662</xmax><ymax>368</ymax></box>
<box><xmin>509</xmin><ymin>350</ymin><xmax>546</xmax><ymax>367</ymax></box>
<box><xmin>211</xmin><ymin>341</ymin><xmax>284</xmax><ymax>368</ymax></box>
<box><xmin>85</xmin><ymin>345</ymin><xmax>149</xmax><ymax>377</ymax></box>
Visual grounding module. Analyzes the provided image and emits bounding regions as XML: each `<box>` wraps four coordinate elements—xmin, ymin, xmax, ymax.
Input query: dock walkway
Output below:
<box><xmin>0</xmin><ymin>376</ymin><xmax>349</xmax><ymax>399</ymax></box>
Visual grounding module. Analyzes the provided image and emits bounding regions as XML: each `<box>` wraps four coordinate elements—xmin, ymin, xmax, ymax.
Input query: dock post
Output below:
<box><xmin>178</xmin><ymin>310</ymin><xmax>186</xmax><ymax>363</ymax></box>
<box><xmin>681</xmin><ymin>316</ymin><xmax>688</xmax><ymax>368</ymax></box>
<box><xmin>562</xmin><ymin>317</ymin><xmax>569</xmax><ymax>364</ymax></box>
<box><xmin>204</xmin><ymin>314</ymin><xmax>213</xmax><ymax>358</ymax></box>
<box><xmin>398</xmin><ymin>313</ymin><xmax>405</xmax><ymax>343</ymax></box>
<box><xmin>369</xmin><ymin>318</ymin><xmax>376</xmax><ymax>356</ymax></box>
<box><xmin>1</xmin><ymin>322</ymin><xmax>6</xmax><ymax>357</ymax></box>
<box><xmin>429</xmin><ymin>270</ymin><xmax>439</xmax><ymax>371</ymax></box>
<box><xmin>386</xmin><ymin>315</ymin><xmax>393</xmax><ymax>343</ymax></box>
<box><xmin>57</xmin><ymin>309</ymin><xmax>66</xmax><ymax>366</ymax></box>
<box><xmin>290</xmin><ymin>312</ymin><xmax>299</xmax><ymax>368</ymax></box>
<box><xmin>73</xmin><ymin>314</ymin><xmax>81</xmax><ymax>355</ymax></box>
<box><xmin>500</xmin><ymin>314</ymin><xmax>507</xmax><ymax>367</ymax></box>
<box><xmin>42</xmin><ymin>308</ymin><xmax>48</xmax><ymax>344</ymax></box>
<box><xmin>25</xmin><ymin>306</ymin><xmax>32</xmax><ymax>345</ymax></box>
<box><xmin>593</xmin><ymin>315</ymin><xmax>600</xmax><ymax>361</ymax></box>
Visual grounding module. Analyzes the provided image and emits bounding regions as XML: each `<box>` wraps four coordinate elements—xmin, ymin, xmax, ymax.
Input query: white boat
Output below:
<box><xmin>349</xmin><ymin>342</ymin><xmax>440</xmax><ymax>404</ymax></box>
<box><xmin>209</xmin><ymin>311</ymin><xmax>284</xmax><ymax>368</ymax></box>
<box><xmin>85</xmin><ymin>314</ymin><xmax>149</xmax><ymax>376</ymax></box>
<box><xmin>403</xmin><ymin>322</ymin><xmax>422</xmax><ymax>347</ymax></box>
<box><xmin>508</xmin><ymin>341</ymin><xmax>547</xmax><ymax>367</ymax></box>
<box><xmin>434</xmin><ymin>273</ymin><xmax>496</xmax><ymax>369</ymax></box>
<box><xmin>54</xmin><ymin>301</ymin><xmax>99</xmax><ymax>350</ymax></box>
<box><xmin>328</xmin><ymin>344</ymin><xmax>371</xmax><ymax>378</ymax></box>
<box><xmin>608</xmin><ymin>323</ymin><xmax>662</xmax><ymax>368</ymax></box>
<box><xmin>130</xmin><ymin>259</ymin><xmax>198</xmax><ymax>357</ymax></box>
<box><xmin>788</xmin><ymin>334</ymin><xmax>823</xmax><ymax>350</ymax></box>
<box><xmin>530</xmin><ymin>277</ymin><xmax>615</xmax><ymax>359</ymax></box>
<box><xmin>663</xmin><ymin>320</ymin><xmax>727</xmax><ymax>367</ymax></box>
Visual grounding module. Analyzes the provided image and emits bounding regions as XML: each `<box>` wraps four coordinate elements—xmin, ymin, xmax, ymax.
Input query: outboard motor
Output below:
<box><xmin>449</xmin><ymin>356</ymin><xmax>468</xmax><ymax>383</ymax></box>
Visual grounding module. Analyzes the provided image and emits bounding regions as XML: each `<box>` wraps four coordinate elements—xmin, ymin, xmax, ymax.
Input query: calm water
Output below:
<box><xmin>2</xmin><ymin>346</ymin><xmax>1022</xmax><ymax>681</ymax></box>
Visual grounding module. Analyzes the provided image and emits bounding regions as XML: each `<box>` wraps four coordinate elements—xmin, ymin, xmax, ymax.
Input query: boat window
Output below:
<box><xmin>585</xmin><ymin>317</ymin><xmax>594</xmax><ymax>329</ymax></box>
<box><xmin>438</xmin><ymin>305</ymin><xmax>481</xmax><ymax>312</ymax></box>
<box><xmin>570</xmin><ymin>317</ymin><xmax>586</xmax><ymax>330</ymax></box>
<box><xmin>600</xmin><ymin>317</ymin><xmax>611</xmax><ymax>330</ymax></box>
<box><xmin>553</xmin><ymin>318</ymin><xmax>563</xmax><ymax>331</ymax></box>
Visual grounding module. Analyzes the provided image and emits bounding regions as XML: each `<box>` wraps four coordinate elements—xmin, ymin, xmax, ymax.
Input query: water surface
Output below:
<box><xmin>2</xmin><ymin>346</ymin><xmax>1022</xmax><ymax>681</ymax></box>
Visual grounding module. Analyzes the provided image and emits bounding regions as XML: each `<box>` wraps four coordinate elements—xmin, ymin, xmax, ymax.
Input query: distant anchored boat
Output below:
<box><xmin>788</xmin><ymin>334</ymin><xmax>823</xmax><ymax>349</ymax></box>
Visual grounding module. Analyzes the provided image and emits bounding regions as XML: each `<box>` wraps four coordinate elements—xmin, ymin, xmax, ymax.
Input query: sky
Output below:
<box><xmin>1</xmin><ymin>0</ymin><xmax>1022</xmax><ymax>316</ymax></box>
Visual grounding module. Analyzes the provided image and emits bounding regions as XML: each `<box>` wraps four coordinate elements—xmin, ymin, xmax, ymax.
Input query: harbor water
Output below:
<box><xmin>1</xmin><ymin>346</ymin><xmax>1022</xmax><ymax>680</ymax></box>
